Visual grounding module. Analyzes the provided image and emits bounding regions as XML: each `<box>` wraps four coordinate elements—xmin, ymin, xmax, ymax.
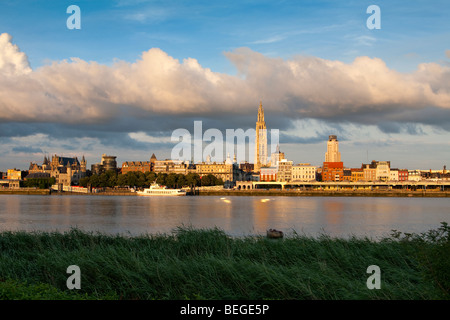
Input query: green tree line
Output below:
<box><xmin>79</xmin><ymin>171</ymin><xmax>223</xmax><ymax>189</ymax></box>
<box><xmin>23</xmin><ymin>177</ymin><xmax>56</xmax><ymax>189</ymax></box>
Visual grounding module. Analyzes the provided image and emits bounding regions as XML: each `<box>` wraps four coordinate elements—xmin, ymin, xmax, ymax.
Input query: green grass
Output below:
<box><xmin>0</xmin><ymin>223</ymin><xmax>449</xmax><ymax>300</ymax></box>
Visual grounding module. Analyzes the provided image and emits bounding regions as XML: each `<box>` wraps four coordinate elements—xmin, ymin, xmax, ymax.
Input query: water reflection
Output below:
<box><xmin>0</xmin><ymin>195</ymin><xmax>448</xmax><ymax>239</ymax></box>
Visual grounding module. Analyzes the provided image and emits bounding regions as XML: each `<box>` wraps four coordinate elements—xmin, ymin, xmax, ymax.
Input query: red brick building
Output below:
<box><xmin>322</xmin><ymin>162</ymin><xmax>344</xmax><ymax>181</ymax></box>
<box><xmin>121</xmin><ymin>154</ymin><xmax>157</xmax><ymax>174</ymax></box>
<box><xmin>398</xmin><ymin>169</ymin><xmax>408</xmax><ymax>181</ymax></box>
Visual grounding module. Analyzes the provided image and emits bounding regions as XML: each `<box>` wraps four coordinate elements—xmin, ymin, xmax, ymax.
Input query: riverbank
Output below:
<box><xmin>2</xmin><ymin>188</ymin><xmax>450</xmax><ymax>197</ymax></box>
<box><xmin>0</xmin><ymin>188</ymin><xmax>50</xmax><ymax>195</ymax></box>
<box><xmin>0</xmin><ymin>224</ymin><xmax>448</xmax><ymax>300</ymax></box>
<box><xmin>197</xmin><ymin>189</ymin><xmax>450</xmax><ymax>197</ymax></box>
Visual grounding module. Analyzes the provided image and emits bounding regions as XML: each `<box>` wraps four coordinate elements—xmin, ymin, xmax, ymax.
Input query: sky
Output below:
<box><xmin>0</xmin><ymin>0</ymin><xmax>449</xmax><ymax>172</ymax></box>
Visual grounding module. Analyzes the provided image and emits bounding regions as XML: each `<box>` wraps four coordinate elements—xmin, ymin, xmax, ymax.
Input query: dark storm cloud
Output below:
<box><xmin>11</xmin><ymin>146</ymin><xmax>43</xmax><ymax>153</ymax></box>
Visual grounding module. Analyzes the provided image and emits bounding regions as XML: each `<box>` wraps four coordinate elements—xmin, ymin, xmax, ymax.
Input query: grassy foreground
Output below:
<box><xmin>0</xmin><ymin>223</ymin><xmax>449</xmax><ymax>300</ymax></box>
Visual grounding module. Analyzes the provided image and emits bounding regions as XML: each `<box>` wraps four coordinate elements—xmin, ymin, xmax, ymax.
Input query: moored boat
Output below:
<box><xmin>137</xmin><ymin>183</ymin><xmax>186</xmax><ymax>196</ymax></box>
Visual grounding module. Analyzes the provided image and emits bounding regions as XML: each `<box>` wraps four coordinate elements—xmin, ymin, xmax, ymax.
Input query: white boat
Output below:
<box><xmin>136</xmin><ymin>183</ymin><xmax>186</xmax><ymax>196</ymax></box>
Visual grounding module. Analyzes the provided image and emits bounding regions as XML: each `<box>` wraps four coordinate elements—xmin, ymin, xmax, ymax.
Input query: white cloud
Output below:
<box><xmin>10</xmin><ymin>133</ymin><xmax>49</xmax><ymax>144</ymax></box>
<box><xmin>129</xmin><ymin>132</ymin><xmax>172</xmax><ymax>144</ymax></box>
<box><xmin>0</xmin><ymin>33</ymin><xmax>31</xmax><ymax>76</ymax></box>
<box><xmin>0</xmin><ymin>33</ymin><xmax>450</xmax><ymax>131</ymax></box>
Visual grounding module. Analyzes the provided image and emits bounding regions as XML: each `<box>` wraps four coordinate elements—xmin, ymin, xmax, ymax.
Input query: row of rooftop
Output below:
<box><xmin>1</xmin><ymin>148</ymin><xmax>449</xmax><ymax>190</ymax></box>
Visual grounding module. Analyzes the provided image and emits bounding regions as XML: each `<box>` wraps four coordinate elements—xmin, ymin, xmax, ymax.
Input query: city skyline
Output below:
<box><xmin>1</xmin><ymin>1</ymin><xmax>449</xmax><ymax>171</ymax></box>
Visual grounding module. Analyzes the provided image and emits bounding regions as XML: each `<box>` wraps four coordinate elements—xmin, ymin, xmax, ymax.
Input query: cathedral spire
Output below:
<box><xmin>257</xmin><ymin>101</ymin><xmax>264</xmax><ymax>122</ymax></box>
<box><xmin>255</xmin><ymin>101</ymin><xmax>268</xmax><ymax>172</ymax></box>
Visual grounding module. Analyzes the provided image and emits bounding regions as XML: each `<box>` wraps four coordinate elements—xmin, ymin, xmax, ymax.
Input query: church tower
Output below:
<box><xmin>255</xmin><ymin>101</ymin><xmax>268</xmax><ymax>172</ymax></box>
<box><xmin>81</xmin><ymin>155</ymin><xmax>87</xmax><ymax>173</ymax></box>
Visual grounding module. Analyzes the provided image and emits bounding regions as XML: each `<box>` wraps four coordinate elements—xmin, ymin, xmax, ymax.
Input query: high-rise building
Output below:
<box><xmin>255</xmin><ymin>101</ymin><xmax>268</xmax><ymax>172</ymax></box>
<box><xmin>325</xmin><ymin>135</ymin><xmax>341</xmax><ymax>162</ymax></box>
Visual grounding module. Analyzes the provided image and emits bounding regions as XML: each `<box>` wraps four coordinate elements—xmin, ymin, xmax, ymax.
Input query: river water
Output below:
<box><xmin>0</xmin><ymin>195</ymin><xmax>448</xmax><ymax>239</ymax></box>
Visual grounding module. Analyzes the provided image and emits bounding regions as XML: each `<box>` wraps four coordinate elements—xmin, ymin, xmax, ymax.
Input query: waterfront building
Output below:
<box><xmin>195</xmin><ymin>157</ymin><xmax>240</xmax><ymax>184</ymax></box>
<box><xmin>122</xmin><ymin>153</ymin><xmax>157</xmax><ymax>174</ymax></box>
<box><xmin>0</xmin><ymin>171</ymin><xmax>21</xmax><ymax>188</ymax></box>
<box><xmin>365</xmin><ymin>167</ymin><xmax>377</xmax><ymax>181</ymax></box>
<box><xmin>408</xmin><ymin>170</ymin><xmax>422</xmax><ymax>181</ymax></box>
<box><xmin>292</xmin><ymin>163</ymin><xmax>317</xmax><ymax>182</ymax></box>
<box><xmin>342</xmin><ymin>169</ymin><xmax>352</xmax><ymax>181</ymax></box>
<box><xmin>398</xmin><ymin>169</ymin><xmax>408</xmax><ymax>181</ymax></box>
<box><xmin>260</xmin><ymin>167</ymin><xmax>277</xmax><ymax>182</ymax></box>
<box><xmin>53</xmin><ymin>155</ymin><xmax>86</xmax><ymax>186</ymax></box>
<box><xmin>325</xmin><ymin>135</ymin><xmax>341</xmax><ymax>162</ymax></box>
<box><xmin>254</xmin><ymin>101</ymin><xmax>268</xmax><ymax>172</ymax></box>
<box><xmin>360</xmin><ymin>160</ymin><xmax>391</xmax><ymax>182</ymax></box>
<box><xmin>154</xmin><ymin>159</ymin><xmax>188</xmax><ymax>175</ymax></box>
<box><xmin>361</xmin><ymin>164</ymin><xmax>377</xmax><ymax>182</ymax></box>
<box><xmin>277</xmin><ymin>159</ymin><xmax>293</xmax><ymax>182</ymax></box>
<box><xmin>441</xmin><ymin>173</ymin><xmax>450</xmax><ymax>180</ymax></box>
<box><xmin>28</xmin><ymin>155</ymin><xmax>86</xmax><ymax>186</ymax></box>
<box><xmin>121</xmin><ymin>161</ymin><xmax>152</xmax><ymax>174</ymax></box>
<box><xmin>419</xmin><ymin>169</ymin><xmax>449</xmax><ymax>180</ymax></box>
<box><xmin>390</xmin><ymin>169</ymin><xmax>399</xmax><ymax>181</ymax></box>
<box><xmin>351</xmin><ymin>168</ymin><xmax>364</xmax><ymax>182</ymax></box>
<box><xmin>375</xmin><ymin>161</ymin><xmax>390</xmax><ymax>182</ymax></box>
<box><xmin>322</xmin><ymin>162</ymin><xmax>344</xmax><ymax>181</ymax></box>
<box><xmin>7</xmin><ymin>169</ymin><xmax>22</xmax><ymax>180</ymax></box>
<box><xmin>29</xmin><ymin>156</ymin><xmax>52</xmax><ymax>174</ymax></box>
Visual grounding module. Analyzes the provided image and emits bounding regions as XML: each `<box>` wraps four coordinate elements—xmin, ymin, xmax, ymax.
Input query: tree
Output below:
<box><xmin>79</xmin><ymin>177</ymin><xmax>90</xmax><ymax>187</ymax></box>
<box><xmin>99</xmin><ymin>173</ymin><xmax>109</xmax><ymax>188</ymax></box>
<box><xmin>89</xmin><ymin>175</ymin><xmax>100</xmax><ymax>188</ymax></box>
<box><xmin>126</xmin><ymin>172</ymin><xmax>138</xmax><ymax>187</ymax></box>
<box><xmin>168</xmin><ymin>173</ymin><xmax>186</xmax><ymax>189</ymax></box>
<box><xmin>186</xmin><ymin>172</ymin><xmax>201</xmax><ymax>190</ymax></box>
<box><xmin>201</xmin><ymin>174</ymin><xmax>212</xmax><ymax>186</ymax></box>
<box><xmin>108</xmin><ymin>174</ymin><xmax>117</xmax><ymax>188</ymax></box>
<box><xmin>156</xmin><ymin>173</ymin><xmax>168</xmax><ymax>186</ymax></box>
<box><xmin>177</xmin><ymin>174</ymin><xmax>187</xmax><ymax>188</ymax></box>
<box><xmin>116</xmin><ymin>174</ymin><xmax>128</xmax><ymax>187</ymax></box>
<box><xmin>24</xmin><ymin>177</ymin><xmax>56</xmax><ymax>189</ymax></box>
<box><xmin>137</xmin><ymin>172</ymin><xmax>147</xmax><ymax>187</ymax></box>
<box><xmin>145</xmin><ymin>172</ymin><xmax>157</xmax><ymax>185</ymax></box>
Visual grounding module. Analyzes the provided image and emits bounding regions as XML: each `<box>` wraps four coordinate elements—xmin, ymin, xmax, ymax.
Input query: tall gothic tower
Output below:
<box><xmin>81</xmin><ymin>155</ymin><xmax>87</xmax><ymax>173</ymax></box>
<box><xmin>255</xmin><ymin>101</ymin><xmax>268</xmax><ymax>172</ymax></box>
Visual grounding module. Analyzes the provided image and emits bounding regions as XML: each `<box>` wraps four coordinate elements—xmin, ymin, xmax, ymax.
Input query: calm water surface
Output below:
<box><xmin>0</xmin><ymin>195</ymin><xmax>449</xmax><ymax>239</ymax></box>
